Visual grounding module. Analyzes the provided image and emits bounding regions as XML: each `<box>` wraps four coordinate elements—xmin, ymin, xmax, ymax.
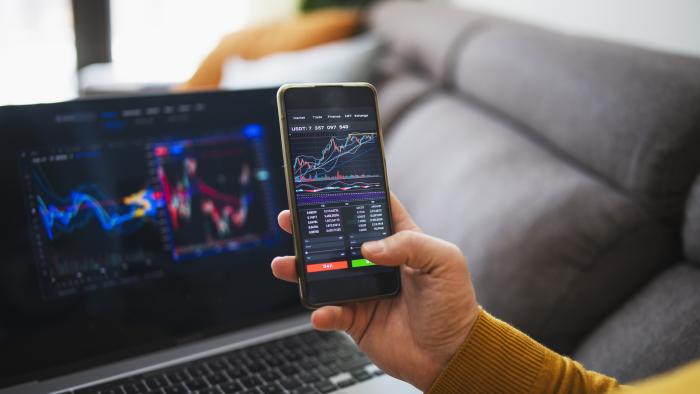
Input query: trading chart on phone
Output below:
<box><xmin>286</xmin><ymin>108</ymin><xmax>391</xmax><ymax>278</ymax></box>
<box><xmin>292</xmin><ymin>132</ymin><xmax>387</xmax><ymax>206</ymax></box>
<box><xmin>20</xmin><ymin>125</ymin><xmax>277</xmax><ymax>298</ymax></box>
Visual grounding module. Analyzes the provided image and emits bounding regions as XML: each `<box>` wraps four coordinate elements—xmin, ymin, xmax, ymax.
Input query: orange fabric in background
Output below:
<box><xmin>179</xmin><ymin>9</ymin><xmax>362</xmax><ymax>91</ymax></box>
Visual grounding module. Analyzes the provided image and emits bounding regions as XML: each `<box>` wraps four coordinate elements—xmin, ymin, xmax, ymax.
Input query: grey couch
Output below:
<box><xmin>367</xmin><ymin>1</ymin><xmax>700</xmax><ymax>383</ymax></box>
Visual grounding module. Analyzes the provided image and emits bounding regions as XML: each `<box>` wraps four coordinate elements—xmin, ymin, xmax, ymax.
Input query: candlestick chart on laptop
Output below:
<box><xmin>152</xmin><ymin>132</ymin><xmax>275</xmax><ymax>260</ymax></box>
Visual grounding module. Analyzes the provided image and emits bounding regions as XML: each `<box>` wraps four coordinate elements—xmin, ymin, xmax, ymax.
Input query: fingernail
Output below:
<box><xmin>363</xmin><ymin>240</ymin><xmax>384</xmax><ymax>254</ymax></box>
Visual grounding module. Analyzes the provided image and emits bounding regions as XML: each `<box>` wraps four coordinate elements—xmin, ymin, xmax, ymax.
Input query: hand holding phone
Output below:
<box><xmin>277</xmin><ymin>83</ymin><xmax>400</xmax><ymax>307</ymax></box>
<box><xmin>271</xmin><ymin>192</ymin><xmax>481</xmax><ymax>391</ymax></box>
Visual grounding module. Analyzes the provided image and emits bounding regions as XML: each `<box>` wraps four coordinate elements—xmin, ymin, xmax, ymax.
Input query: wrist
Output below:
<box><xmin>416</xmin><ymin>305</ymin><xmax>481</xmax><ymax>391</ymax></box>
<box><xmin>427</xmin><ymin>309</ymin><xmax>548</xmax><ymax>394</ymax></box>
<box><xmin>413</xmin><ymin>356</ymin><xmax>451</xmax><ymax>392</ymax></box>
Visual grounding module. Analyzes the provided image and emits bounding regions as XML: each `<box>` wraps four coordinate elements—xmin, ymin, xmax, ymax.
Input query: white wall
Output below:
<box><xmin>449</xmin><ymin>0</ymin><xmax>700</xmax><ymax>58</ymax></box>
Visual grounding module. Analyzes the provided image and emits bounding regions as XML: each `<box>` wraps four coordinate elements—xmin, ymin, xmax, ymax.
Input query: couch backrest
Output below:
<box><xmin>371</xmin><ymin>2</ymin><xmax>700</xmax><ymax>224</ymax></box>
<box><xmin>370</xmin><ymin>2</ymin><xmax>483</xmax><ymax>81</ymax></box>
<box><xmin>451</xmin><ymin>23</ymin><xmax>700</xmax><ymax>223</ymax></box>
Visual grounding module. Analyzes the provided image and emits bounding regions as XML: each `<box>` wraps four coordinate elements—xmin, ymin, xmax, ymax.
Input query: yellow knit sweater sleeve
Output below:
<box><xmin>428</xmin><ymin>309</ymin><xmax>622</xmax><ymax>394</ymax></box>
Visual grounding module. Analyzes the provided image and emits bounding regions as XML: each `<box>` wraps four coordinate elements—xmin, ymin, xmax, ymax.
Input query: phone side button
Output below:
<box><xmin>306</xmin><ymin>261</ymin><xmax>348</xmax><ymax>273</ymax></box>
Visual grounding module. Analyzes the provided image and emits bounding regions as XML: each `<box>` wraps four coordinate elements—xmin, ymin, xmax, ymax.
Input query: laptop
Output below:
<box><xmin>0</xmin><ymin>90</ymin><xmax>419</xmax><ymax>394</ymax></box>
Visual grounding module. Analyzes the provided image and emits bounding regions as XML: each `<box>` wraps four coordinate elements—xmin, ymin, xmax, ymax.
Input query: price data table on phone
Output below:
<box><xmin>299</xmin><ymin>202</ymin><xmax>388</xmax><ymax>265</ymax></box>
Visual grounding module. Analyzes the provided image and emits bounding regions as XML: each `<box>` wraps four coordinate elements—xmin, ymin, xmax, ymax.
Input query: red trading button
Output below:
<box><xmin>306</xmin><ymin>261</ymin><xmax>348</xmax><ymax>273</ymax></box>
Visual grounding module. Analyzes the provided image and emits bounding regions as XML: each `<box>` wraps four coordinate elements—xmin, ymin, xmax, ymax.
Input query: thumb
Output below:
<box><xmin>361</xmin><ymin>230</ymin><xmax>463</xmax><ymax>274</ymax></box>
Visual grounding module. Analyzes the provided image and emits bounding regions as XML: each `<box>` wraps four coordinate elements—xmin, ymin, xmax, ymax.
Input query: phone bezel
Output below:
<box><xmin>276</xmin><ymin>83</ymin><xmax>401</xmax><ymax>308</ymax></box>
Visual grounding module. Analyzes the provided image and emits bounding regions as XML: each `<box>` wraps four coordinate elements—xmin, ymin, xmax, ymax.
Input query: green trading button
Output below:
<box><xmin>351</xmin><ymin>258</ymin><xmax>376</xmax><ymax>268</ymax></box>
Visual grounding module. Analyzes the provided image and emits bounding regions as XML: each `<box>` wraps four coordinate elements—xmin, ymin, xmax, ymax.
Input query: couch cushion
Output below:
<box><xmin>385</xmin><ymin>93</ymin><xmax>672</xmax><ymax>353</ymax></box>
<box><xmin>451</xmin><ymin>22</ymin><xmax>700</xmax><ymax>222</ymax></box>
<box><xmin>574</xmin><ymin>264</ymin><xmax>700</xmax><ymax>382</ymax></box>
<box><xmin>685</xmin><ymin>175</ymin><xmax>700</xmax><ymax>263</ymax></box>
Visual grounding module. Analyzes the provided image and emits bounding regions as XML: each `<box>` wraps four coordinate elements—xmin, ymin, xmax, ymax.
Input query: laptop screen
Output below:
<box><xmin>0</xmin><ymin>90</ymin><xmax>300</xmax><ymax>387</ymax></box>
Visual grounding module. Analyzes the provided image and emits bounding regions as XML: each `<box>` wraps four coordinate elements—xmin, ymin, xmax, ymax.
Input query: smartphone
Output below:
<box><xmin>277</xmin><ymin>83</ymin><xmax>401</xmax><ymax>307</ymax></box>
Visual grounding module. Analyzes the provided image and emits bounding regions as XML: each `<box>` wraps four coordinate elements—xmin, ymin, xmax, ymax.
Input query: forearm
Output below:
<box><xmin>428</xmin><ymin>309</ymin><xmax>622</xmax><ymax>394</ymax></box>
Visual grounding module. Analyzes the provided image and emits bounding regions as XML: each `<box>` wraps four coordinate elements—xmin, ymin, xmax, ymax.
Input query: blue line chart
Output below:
<box><xmin>33</xmin><ymin>172</ymin><xmax>162</xmax><ymax>240</ymax></box>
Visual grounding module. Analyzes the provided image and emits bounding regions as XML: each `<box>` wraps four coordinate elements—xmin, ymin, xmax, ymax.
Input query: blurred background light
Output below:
<box><xmin>0</xmin><ymin>0</ymin><xmax>301</xmax><ymax>106</ymax></box>
<box><xmin>109</xmin><ymin>0</ymin><xmax>252</xmax><ymax>87</ymax></box>
<box><xmin>1</xmin><ymin>0</ymin><xmax>698</xmax><ymax>106</ymax></box>
<box><xmin>0</xmin><ymin>0</ymin><xmax>76</xmax><ymax>105</ymax></box>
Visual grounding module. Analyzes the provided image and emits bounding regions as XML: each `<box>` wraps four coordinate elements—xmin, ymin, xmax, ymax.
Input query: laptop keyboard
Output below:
<box><xmin>67</xmin><ymin>330</ymin><xmax>383</xmax><ymax>394</ymax></box>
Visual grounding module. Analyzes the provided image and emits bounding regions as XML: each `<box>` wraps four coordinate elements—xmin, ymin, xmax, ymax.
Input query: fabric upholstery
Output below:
<box><xmin>369</xmin><ymin>2</ymin><xmax>483</xmax><ymax>79</ymax></box>
<box><xmin>574</xmin><ymin>264</ymin><xmax>700</xmax><ymax>382</ymax></box>
<box><xmin>385</xmin><ymin>94</ymin><xmax>672</xmax><ymax>353</ymax></box>
<box><xmin>376</xmin><ymin>73</ymin><xmax>434</xmax><ymax>129</ymax></box>
<box><xmin>451</xmin><ymin>23</ymin><xmax>700</xmax><ymax>222</ymax></box>
<box><xmin>684</xmin><ymin>175</ymin><xmax>700</xmax><ymax>263</ymax></box>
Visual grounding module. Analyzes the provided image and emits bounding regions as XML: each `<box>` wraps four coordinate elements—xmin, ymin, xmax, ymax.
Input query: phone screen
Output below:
<box><xmin>279</xmin><ymin>85</ymin><xmax>399</xmax><ymax>305</ymax></box>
